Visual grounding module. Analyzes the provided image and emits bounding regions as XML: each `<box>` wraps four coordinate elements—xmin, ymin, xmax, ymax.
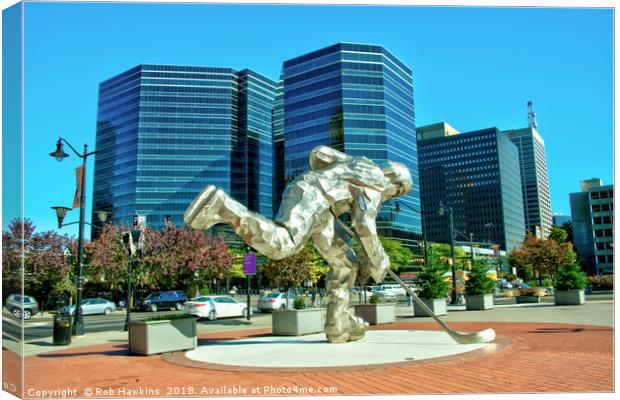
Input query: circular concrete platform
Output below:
<box><xmin>184</xmin><ymin>330</ymin><xmax>492</xmax><ymax>369</ymax></box>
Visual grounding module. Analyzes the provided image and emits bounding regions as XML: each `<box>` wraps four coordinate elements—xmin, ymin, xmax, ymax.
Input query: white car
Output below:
<box><xmin>367</xmin><ymin>286</ymin><xmax>397</xmax><ymax>300</ymax></box>
<box><xmin>379</xmin><ymin>284</ymin><xmax>406</xmax><ymax>296</ymax></box>
<box><xmin>257</xmin><ymin>292</ymin><xmax>295</xmax><ymax>312</ymax></box>
<box><xmin>182</xmin><ymin>295</ymin><xmax>251</xmax><ymax>320</ymax></box>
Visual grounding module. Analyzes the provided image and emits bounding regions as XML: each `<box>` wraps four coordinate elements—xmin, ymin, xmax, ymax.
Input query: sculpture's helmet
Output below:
<box><xmin>382</xmin><ymin>161</ymin><xmax>413</xmax><ymax>196</ymax></box>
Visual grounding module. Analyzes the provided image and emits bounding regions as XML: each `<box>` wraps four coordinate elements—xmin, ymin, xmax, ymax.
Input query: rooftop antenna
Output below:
<box><xmin>527</xmin><ymin>100</ymin><xmax>537</xmax><ymax>129</ymax></box>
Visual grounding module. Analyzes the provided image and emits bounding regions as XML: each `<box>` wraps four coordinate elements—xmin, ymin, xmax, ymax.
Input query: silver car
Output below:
<box><xmin>257</xmin><ymin>292</ymin><xmax>295</xmax><ymax>312</ymax></box>
<box><xmin>61</xmin><ymin>298</ymin><xmax>116</xmax><ymax>316</ymax></box>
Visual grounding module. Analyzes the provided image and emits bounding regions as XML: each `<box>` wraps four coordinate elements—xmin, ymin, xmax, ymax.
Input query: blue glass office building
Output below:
<box><xmin>92</xmin><ymin>64</ymin><xmax>276</xmax><ymax>235</ymax></box>
<box><xmin>280</xmin><ymin>43</ymin><xmax>422</xmax><ymax>243</ymax></box>
<box><xmin>417</xmin><ymin>124</ymin><xmax>525</xmax><ymax>251</ymax></box>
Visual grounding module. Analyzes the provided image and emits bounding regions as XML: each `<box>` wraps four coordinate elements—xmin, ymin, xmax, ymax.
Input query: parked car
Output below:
<box><xmin>61</xmin><ymin>298</ymin><xmax>116</xmax><ymax>316</ymax></box>
<box><xmin>182</xmin><ymin>295</ymin><xmax>251</xmax><ymax>320</ymax></box>
<box><xmin>367</xmin><ymin>286</ymin><xmax>397</xmax><ymax>300</ymax></box>
<box><xmin>257</xmin><ymin>292</ymin><xmax>295</xmax><ymax>312</ymax></box>
<box><xmin>5</xmin><ymin>294</ymin><xmax>40</xmax><ymax>320</ymax></box>
<box><xmin>141</xmin><ymin>291</ymin><xmax>187</xmax><ymax>312</ymax></box>
<box><xmin>351</xmin><ymin>287</ymin><xmax>374</xmax><ymax>299</ymax></box>
<box><xmin>379</xmin><ymin>284</ymin><xmax>406</xmax><ymax>296</ymax></box>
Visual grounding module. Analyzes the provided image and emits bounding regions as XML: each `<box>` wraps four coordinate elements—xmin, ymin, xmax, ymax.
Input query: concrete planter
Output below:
<box><xmin>272</xmin><ymin>308</ymin><xmax>325</xmax><ymax>336</ymax></box>
<box><xmin>515</xmin><ymin>295</ymin><xmax>542</xmax><ymax>304</ymax></box>
<box><xmin>465</xmin><ymin>293</ymin><xmax>494</xmax><ymax>310</ymax></box>
<box><xmin>354</xmin><ymin>303</ymin><xmax>396</xmax><ymax>325</ymax></box>
<box><xmin>129</xmin><ymin>317</ymin><xmax>197</xmax><ymax>355</ymax></box>
<box><xmin>554</xmin><ymin>289</ymin><xmax>585</xmax><ymax>305</ymax></box>
<box><xmin>414</xmin><ymin>298</ymin><xmax>447</xmax><ymax>317</ymax></box>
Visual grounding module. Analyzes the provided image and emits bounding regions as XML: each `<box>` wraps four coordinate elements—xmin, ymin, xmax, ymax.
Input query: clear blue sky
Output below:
<box><xmin>5</xmin><ymin>2</ymin><xmax>614</xmax><ymax>238</ymax></box>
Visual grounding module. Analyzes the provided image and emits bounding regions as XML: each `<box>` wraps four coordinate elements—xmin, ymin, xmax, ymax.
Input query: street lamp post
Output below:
<box><xmin>122</xmin><ymin>224</ymin><xmax>143</xmax><ymax>332</ymax></box>
<box><xmin>438</xmin><ymin>202</ymin><xmax>457</xmax><ymax>305</ymax></box>
<box><xmin>470</xmin><ymin>232</ymin><xmax>475</xmax><ymax>263</ymax></box>
<box><xmin>50</xmin><ymin>138</ymin><xmax>97</xmax><ymax>336</ymax></box>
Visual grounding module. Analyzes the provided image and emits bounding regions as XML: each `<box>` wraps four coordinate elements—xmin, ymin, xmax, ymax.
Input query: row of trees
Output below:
<box><xmin>2</xmin><ymin>219</ymin><xmax>235</xmax><ymax>309</ymax></box>
<box><xmin>508</xmin><ymin>225</ymin><xmax>581</xmax><ymax>284</ymax></box>
<box><xmin>3</xmin><ymin>218</ymin><xmax>418</xmax><ymax>310</ymax></box>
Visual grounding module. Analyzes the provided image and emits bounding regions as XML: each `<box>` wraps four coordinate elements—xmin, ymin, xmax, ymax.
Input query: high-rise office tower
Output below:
<box><xmin>503</xmin><ymin>126</ymin><xmax>553</xmax><ymax>238</ymax></box>
<box><xmin>280</xmin><ymin>43</ymin><xmax>422</xmax><ymax>243</ymax></box>
<box><xmin>92</xmin><ymin>64</ymin><xmax>276</xmax><ymax>236</ymax></box>
<box><xmin>569</xmin><ymin>178</ymin><xmax>614</xmax><ymax>274</ymax></box>
<box><xmin>417</xmin><ymin>122</ymin><xmax>525</xmax><ymax>251</ymax></box>
<box><xmin>272</xmin><ymin>73</ymin><xmax>285</xmax><ymax>213</ymax></box>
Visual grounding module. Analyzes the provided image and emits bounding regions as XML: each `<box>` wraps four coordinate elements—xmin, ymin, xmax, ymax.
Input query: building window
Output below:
<box><xmin>597</xmin><ymin>255</ymin><xmax>606</xmax><ymax>263</ymax></box>
<box><xmin>596</xmin><ymin>242</ymin><xmax>605</xmax><ymax>250</ymax></box>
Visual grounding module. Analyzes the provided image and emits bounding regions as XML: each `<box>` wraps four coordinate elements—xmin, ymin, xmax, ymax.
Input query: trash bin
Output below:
<box><xmin>53</xmin><ymin>315</ymin><xmax>72</xmax><ymax>345</ymax></box>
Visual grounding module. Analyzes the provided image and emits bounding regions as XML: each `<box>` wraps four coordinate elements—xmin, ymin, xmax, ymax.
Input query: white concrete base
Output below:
<box><xmin>185</xmin><ymin>330</ymin><xmax>488</xmax><ymax>368</ymax></box>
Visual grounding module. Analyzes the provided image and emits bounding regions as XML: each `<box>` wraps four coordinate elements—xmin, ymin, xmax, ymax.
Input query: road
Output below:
<box><xmin>2</xmin><ymin>291</ymin><xmax>612</xmax><ymax>345</ymax></box>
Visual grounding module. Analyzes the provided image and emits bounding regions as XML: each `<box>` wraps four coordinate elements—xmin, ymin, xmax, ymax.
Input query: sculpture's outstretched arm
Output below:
<box><xmin>350</xmin><ymin>194</ymin><xmax>389</xmax><ymax>283</ymax></box>
<box><xmin>309</xmin><ymin>145</ymin><xmax>352</xmax><ymax>171</ymax></box>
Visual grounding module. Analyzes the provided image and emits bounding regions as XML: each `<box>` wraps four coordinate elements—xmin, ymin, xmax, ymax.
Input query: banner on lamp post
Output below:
<box><xmin>243</xmin><ymin>253</ymin><xmax>256</xmax><ymax>276</ymax></box>
<box><xmin>72</xmin><ymin>165</ymin><xmax>84</xmax><ymax>209</ymax></box>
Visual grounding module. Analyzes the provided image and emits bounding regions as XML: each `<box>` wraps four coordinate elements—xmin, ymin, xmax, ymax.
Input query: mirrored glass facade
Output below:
<box><xmin>92</xmin><ymin>65</ymin><xmax>276</xmax><ymax>235</ymax></box>
<box><xmin>418</xmin><ymin>127</ymin><xmax>525</xmax><ymax>251</ymax></box>
<box><xmin>503</xmin><ymin>127</ymin><xmax>553</xmax><ymax>239</ymax></box>
<box><xmin>281</xmin><ymin>43</ymin><xmax>422</xmax><ymax>243</ymax></box>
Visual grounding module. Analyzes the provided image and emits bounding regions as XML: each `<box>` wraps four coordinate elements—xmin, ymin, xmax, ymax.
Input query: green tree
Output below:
<box><xmin>262</xmin><ymin>244</ymin><xmax>318</xmax><ymax>308</ymax></box>
<box><xmin>561</xmin><ymin>221</ymin><xmax>574</xmax><ymax>243</ymax></box>
<box><xmin>379</xmin><ymin>237</ymin><xmax>413</xmax><ymax>271</ymax></box>
<box><xmin>554</xmin><ymin>248</ymin><xmax>587</xmax><ymax>290</ymax></box>
<box><xmin>549</xmin><ymin>225</ymin><xmax>568</xmax><ymax>243</ymax></box>
<box><xmin>509</xmin><ymin>233</ymin><xmax>577</xmax><ymax>285</ymax></box>
<box><xmin>464</xmin><ymin>260</ymin><xmax>496</xmax><ymax>295</ymax></box>
<box><xmin>414</xmin><ymin>263</ymin><xmax>450</xmax><ymax>299</ymax></box>
<box><xmin>427</xmin><ymin>242</ymin><xmax>467</xmax><ymax>271</ymax></box>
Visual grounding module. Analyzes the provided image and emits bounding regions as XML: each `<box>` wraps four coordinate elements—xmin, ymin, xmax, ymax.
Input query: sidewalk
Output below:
<box><xmin>13</xmin><ymin>321</ymin><xmax>613</xmax><ymax>397</ymax></box>
<box><xmin>4</xmin><ymin>300</ymin><xmax>613</xmax><ymax>357</ymax></box>
<box><xmin>3</xmin><ymin>301</ymin><xmax>614</xmax><ymax>397</ymax></box>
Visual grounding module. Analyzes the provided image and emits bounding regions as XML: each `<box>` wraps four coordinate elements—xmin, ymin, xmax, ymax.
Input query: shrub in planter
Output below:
<box><xmin>293</xmin><ymin>295</ymin><xmax>306</xmax><ymax>310</ymax></box>
<box><xmin>464</xmin><ymin>261</ymin><xmax>496</xmax><ymax>310</ymax></box>
<box><xmin>554</xmin><ymin>260</ymin><xmax>587</xmax><ymax>305</ymax></box>
<box><xmin>355</xmin><ymin>292</ymin><xmax>395</xmax><ymax>325</ymax></box>
<box><xmin>413</xmin><ymin>264</ymin><xmax>450</xmax><ymax>316</ymax></box>
<box><xmin>369</xmin><ymin>293</ymin><xmax>381</xmax><ymax>305</ymax></box>
<box><xmin>515</xmin><ymin>287</ymin><xmax>545</xmax><ymax>303</ymax></box>
<box><xmin>129</xmin><ymin>314</ymin><xmax>197</xmax><ymax>355</ymax></box>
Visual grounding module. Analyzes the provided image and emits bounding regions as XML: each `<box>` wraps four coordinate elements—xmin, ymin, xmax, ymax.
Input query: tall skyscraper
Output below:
<box><xmin>280</xmin><ymin>43</ymin><xmax>422</xmax><ymax>244</ymax></box>
<box><xmin>92</xmin><ymin>64</ymin><xmax>276</xmax><ymax>235</ymax></box>
<box><xmin>271</xmin><ymin>73</ymin><xmax>285</xmax><ymax>213</ymax></box>
<box><xmin>503</xmin><ymin>126</ymin><xmax>553</xmax><ymax>238</ymax></box>
<box><xmin>569</xmin><ymin>178</ymin><xmax>614</xmax><ymax>274</ymax></box>
<box><xmin>417</xmin><ymin>123</ymin><xmax>525</xmax><ymax>251</ymax></box>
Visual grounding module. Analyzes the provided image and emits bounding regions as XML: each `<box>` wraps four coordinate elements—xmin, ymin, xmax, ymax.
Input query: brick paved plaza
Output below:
<box><xmin>3</xmin><ymin>300</ymin><xmax>614</xmax><ymax>398</ymax></box>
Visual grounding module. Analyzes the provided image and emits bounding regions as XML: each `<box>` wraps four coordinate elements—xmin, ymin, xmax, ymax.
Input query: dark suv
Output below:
<box><xmin>141</xmin><ymin>291</ymin><xmax>186</xmax><ymax>312</ymax></box>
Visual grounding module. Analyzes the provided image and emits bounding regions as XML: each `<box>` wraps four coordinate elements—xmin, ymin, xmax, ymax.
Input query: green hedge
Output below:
<box><xmin>587</xmin><ymin>275</ymin><xmax>614</xmax><ymax>290</ymax></box>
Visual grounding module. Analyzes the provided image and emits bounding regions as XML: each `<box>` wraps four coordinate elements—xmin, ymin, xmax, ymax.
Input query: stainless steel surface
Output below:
<box><xmin>184</xmin><ymin>145</ymin><xmax>412</xmax><ymax>343</ymax></box>
<box><xmin>332</xmin><ymin>215</ymin><xmax>496</xmax><ymax>345</ymax></box>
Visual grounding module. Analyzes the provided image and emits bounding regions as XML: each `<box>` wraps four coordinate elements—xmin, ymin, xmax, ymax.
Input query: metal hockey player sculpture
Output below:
<box><xmin>184</xmin><ymin>146</ymin><xmax>407</xmax><ymax>343</ymax></box>
<box><xmin>184</xmin><ymin>146</ymin><xmax>495</xmax><ymax>345</ymax></box>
